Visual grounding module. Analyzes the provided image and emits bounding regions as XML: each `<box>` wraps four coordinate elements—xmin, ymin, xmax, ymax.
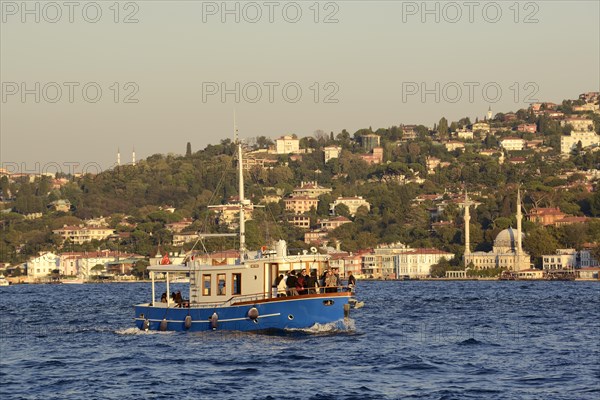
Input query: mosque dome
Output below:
<box><xmin>493</xmin><ymin>227</ymin><xmax>524</xmax><ymax>251</ymax></box>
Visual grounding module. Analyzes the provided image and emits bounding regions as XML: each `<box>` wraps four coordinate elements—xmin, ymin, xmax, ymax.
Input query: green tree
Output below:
<box><xmin>437</xmin><ymin>117</ymin><xmax>449</xmax><ymax>140</ymax></box>
<box><xmin>186</xmin><ymin>142</ymin><xmax>192</xmax><ymax>157</ymax></box>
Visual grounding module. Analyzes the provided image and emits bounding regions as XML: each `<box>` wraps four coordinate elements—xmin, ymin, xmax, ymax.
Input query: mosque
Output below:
<box><xmin>463</xmin><ymin>190</ymin><xmax>531</xmax><ymax>271</ymax></box>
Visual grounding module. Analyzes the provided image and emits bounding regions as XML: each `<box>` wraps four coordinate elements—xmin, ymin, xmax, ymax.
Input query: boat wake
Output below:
<box><xmin>287</xmin><ymin>318</ymin><xmax>356</xmax><ymax>334</ymax></box>
<box><xmin>114</xmin><ymin>327</ymin><xmax>174</xmax><ymax>336</ymax></box>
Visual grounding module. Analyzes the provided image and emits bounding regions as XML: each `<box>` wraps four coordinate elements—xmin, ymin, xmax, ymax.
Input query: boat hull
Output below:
<box><xmin>134</xmin><ymin>293</ymin><xmax>352</xmax><ymax>332</ymax></box>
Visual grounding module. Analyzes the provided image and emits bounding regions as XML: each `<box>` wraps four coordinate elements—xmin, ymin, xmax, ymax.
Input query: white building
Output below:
<box><xmin>53</xmin><ymin>225</ymin><xmax>115</xmax><ymax>245</ymax></box>
<box><xmin>560</xmin><ymin>131</ymin><xmax>600</xmax><ymax>154</ymax></box>
<box><xmin>323</xmin><ymin>146</ymin><xmax>341</xmax><ymax>162</ymax></box>
<box><xmin>456</xmin><ymin>129</ymin><xmax>474</xmax><ymax>140</ymax></box>
<box><xmin>542</xmin><ymin>249</ymin><xmax>598</xmax><ymax>270</ymax></box>
<box><xmin>500</xmin><ymin>137</ymin><xmax>525</xmax><ymax>151</ymax></box>
<box><xmin>26</xmin><ymin>252</ymin><xmax>60</xmax><ymax>281</ymax></box>
<box><xmin>395</xmin><ymin>248</ymin><xmax>454</xmax><ymax>278</ymax></box>
<box><xmin>275</xmin><ymin>135</ymin><xmax>300</xmax><ymax>154</ymax></box>
<box><xmin>330</xmin><ymin>196</ymin><xmax>371</xmax><ymax>217</ymax></box>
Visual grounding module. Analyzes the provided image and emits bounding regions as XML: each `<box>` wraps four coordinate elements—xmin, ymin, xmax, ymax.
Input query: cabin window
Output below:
<box><xmin>203</xmin><ymin>274</ymin><xmax>211</xmax><ymax>296</ymax></box>
<box><xmin>217</xmin><ymin>274</ymin><xmax>226</xmax><ymax>295</ymax></box>
<box><xmin>232</xmin><ymin>273</ymin><xmax>242</xmax><ymax>295</ymax></box>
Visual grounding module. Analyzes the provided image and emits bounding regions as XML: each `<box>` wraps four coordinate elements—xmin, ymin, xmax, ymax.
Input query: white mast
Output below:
<box><xmin>516</xmin><ymin>188</ymin><xmax>522</xmax><ymax>255</ymax></box>
<box><xmin>235</xmin><ymin>112</ymin><xmax>246</xmax><ymax>256</ymax></box>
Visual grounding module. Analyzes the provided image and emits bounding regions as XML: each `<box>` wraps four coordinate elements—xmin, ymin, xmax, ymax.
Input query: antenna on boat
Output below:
<box><xmin>235</xmin><ymin>111</ymin><xmax>246</xmax><ymax>256</ymax></box>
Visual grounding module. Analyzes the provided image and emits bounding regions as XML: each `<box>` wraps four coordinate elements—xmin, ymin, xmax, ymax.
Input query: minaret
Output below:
<box><xmin>464</xmin><ymin>191</ymin><xmax>471</xmax><ymax>266</ymax></box>
<box><xmin>132</xmin><ymin>147</ymin><xmax>136</xmax><ymax>166</ymax></box>
<box><xmin>486</xmin><ymin>106</ymin><xmax>493</xmax><ymax>121</ymax></box>
<box><xmin>516</xmin><ymin>188</ymin><xmax>522</xmax><ymax>255</ymax></box>
<box><xmin>117</xmin><ymin>148</ymin><xmax>121</xmax><ymax>166</ymax></box>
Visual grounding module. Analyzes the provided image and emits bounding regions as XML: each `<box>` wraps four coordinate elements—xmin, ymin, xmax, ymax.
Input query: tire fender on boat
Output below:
<box><xmin>184</xmin><ymin>315</ymin><xmax>192</xmax><ymax>329</ymax></box>
<box><xmin>210</xmin><ymin>312</ymin><xmax>218</xmax><ymax>330</ymax></box>
<box><xmin>247</xmin><ymin>307</ymin><xmax>259</xmax><ymax>320</ymax></box>
<box><xmin>159</xmin><ymin>318</ymin><xmax>168</xmax><ymax>331</ymax></box>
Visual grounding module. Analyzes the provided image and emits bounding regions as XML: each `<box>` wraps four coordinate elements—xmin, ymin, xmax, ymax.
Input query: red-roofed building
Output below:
<box><xmin>528</xmin><ymin>208</ymin><xmax>566</xmax><ymax>226</ymax></box>
<box><xmin>517</xmin><ymin>124</ymin><xmax>537</xmax><ymax>133</ymax></box>
<box><xmin>360</xmin><ymin>147</ymin><xmax>384</xmax><ymax>165</ymax></box>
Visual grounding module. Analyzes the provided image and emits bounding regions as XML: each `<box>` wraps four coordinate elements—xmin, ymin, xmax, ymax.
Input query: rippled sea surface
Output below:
<box><xmin>1</xmin><ymin>281</ymin><xmax>599</xmax><ymax>399</ymax></box>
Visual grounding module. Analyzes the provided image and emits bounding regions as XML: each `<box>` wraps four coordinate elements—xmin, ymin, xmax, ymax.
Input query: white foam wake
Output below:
<box><xmin>288</xmin><ymin>318</ymin><xmax>356</xmax><ymax>334</ymax></box>
<box><xmin>114</xmin><ymin>327</ymin><xmax>174</xmax><ymax>335</ymax></box>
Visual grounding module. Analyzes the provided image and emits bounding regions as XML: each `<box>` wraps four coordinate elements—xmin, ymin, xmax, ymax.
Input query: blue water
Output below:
<box><xmin>1</xmin><ymin>281</ymin><xmax>598</xmax><ymax>400</ymax></box>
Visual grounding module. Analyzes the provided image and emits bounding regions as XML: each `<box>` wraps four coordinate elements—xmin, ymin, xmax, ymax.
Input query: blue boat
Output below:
<box><xmin>134</xmin><ymin>125</ymin><xmax>357</xmax><ymax>332</ymax></box>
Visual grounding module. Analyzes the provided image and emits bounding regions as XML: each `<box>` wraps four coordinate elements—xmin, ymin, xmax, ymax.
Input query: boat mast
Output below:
<box><xmin>235</xmin><ymin>113</ymin><xmax>246</xmax><ymax>256</ymax></box>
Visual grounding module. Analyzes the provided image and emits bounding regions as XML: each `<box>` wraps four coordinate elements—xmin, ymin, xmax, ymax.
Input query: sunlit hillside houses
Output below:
<box><xmin>323</xmin><ymin>146</ymin><xmax>341</xmax><ymax>162</ymax></box>
<box><xmin>500</xmin><ymin>137</ymin><xmax>525</xmax><ymax>151</ymax></box>
<box><xmin>48</xmin><ymin>199</ymin><xmax>71</xmax><ymax>212</ymax></box>
<box><xmin>166</xmin><ymin>218</ymin><xmax>194</xmax><ymax>233</ymax></box>
<box><xmin>210</xmin><ymin>204</ymin><xmax>254</xmax><ymax>228</ymax></box>
<box><xmin>284</xmin><ymin>196</ymin><xmax>319</xmax><ymax>215</ymax></box>
<box><xmin>53</xmin><ymin>225</ymin><xmax>115</xmax><ymax>245</ymax></box>
<box><xmin>273</xmin><ymin>135</ymin><xmax>300</xmax><ymax>154</ymax></box>
<box><xmin>292</xmin><ymin>181</ymin><xmax>332</xmax><ymax>198</ymax></box>
<box><xmin>329</xmin><ymin>196</ymin><xmax>370</xmax><ymax>217</ymax></box>
<box><xmin>472</xmin><ymin>121</ymin><xmax>490</xmax><ymax>134</ymax></box>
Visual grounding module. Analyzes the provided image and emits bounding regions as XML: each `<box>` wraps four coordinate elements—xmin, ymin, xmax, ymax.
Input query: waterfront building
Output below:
<box><xmin>25</xmin><ymin>252</ymin><xmax>60</xmax><ymax>281</ymax></box>
<box><xmin>395</xmin><ymin>248</ymin><xmax>454</xmax><ymax>279</ymax></box>
<box><xmin>542</xmin><ymin>249</ymin><xmax>598</xmax><ymax>270</ymax></box>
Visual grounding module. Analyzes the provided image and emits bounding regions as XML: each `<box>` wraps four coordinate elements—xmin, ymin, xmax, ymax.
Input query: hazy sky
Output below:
<box><xmin>1</xmin><ymin>0</ymin><xmax>599</xmax><ymax>171</ymax></box>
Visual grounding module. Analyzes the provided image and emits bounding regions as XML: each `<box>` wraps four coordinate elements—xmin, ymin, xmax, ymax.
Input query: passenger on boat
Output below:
<box><xmin>277</xmin><ymin>274</ymin><xmax>287</xmax><ymax>297</ymax></box>
<box><xmin>325</xmin><ymin>270</ymin><xmax>338</xmax><ymax>293</ymax></box>
<box><xmin>286</xmin><ymin>271</ymin><xmax>299</xmax><ymax>296</ymax></box>
<box><xmin>348</xmin><ymin>272</ymin><xmax>356</xmax><ymax>292</ymax></box>
<box><xmin>160</xmin><ymin>292</ymin><xmax>167</xmax><ymax>303</ymax></box>
<box><xmin>306</xmin><ymin>270</ymin><xmax>319</xmax><ymax>294</ymax></box>
<box><xmin>175</xmin><ymin>291</ymin><xmax>183</xmax><ymax>307</ymax></box>
<box><xmin>296</xmin><ymin>270</ymin><xmax>307</xmax><ymax>295</ymax></box>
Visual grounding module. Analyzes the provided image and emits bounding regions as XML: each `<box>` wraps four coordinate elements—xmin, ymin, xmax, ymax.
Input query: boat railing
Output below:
<box><xmin>184</xmin><ymin>286</ymin><xmax>352</xmax><ymax>308</ymax></box>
